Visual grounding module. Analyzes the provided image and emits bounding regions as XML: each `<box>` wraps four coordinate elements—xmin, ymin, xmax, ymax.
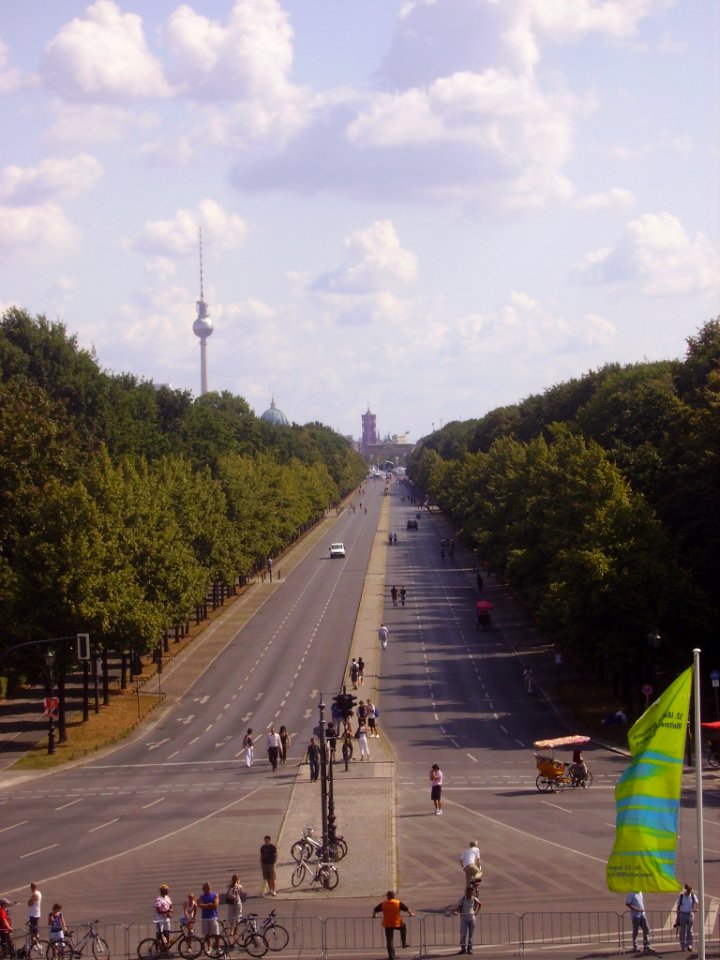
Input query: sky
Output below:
<box><xmin>1</xmin><ymin>0</ymin><xmax>718</xmax><ymax>443</ymax></box>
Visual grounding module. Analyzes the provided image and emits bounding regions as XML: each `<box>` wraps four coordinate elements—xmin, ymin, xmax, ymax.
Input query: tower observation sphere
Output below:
<box><xmin>193</xmin><ymin>228</ymin><xmax>213</xmax><ymax>395</ymax></box>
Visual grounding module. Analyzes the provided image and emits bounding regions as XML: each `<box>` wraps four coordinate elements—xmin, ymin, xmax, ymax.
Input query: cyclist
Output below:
<box><xmin>379</xmin><ymin>624</ymin><xmax>389</xmax><ymax>649</ymax></box>
<box><xmin>154</xmin><ymin>885</ymin><xmax>172</xmax><ymax>948</ymax></box>
<box><xmin>459</xmin><ymin>841</ymin><xmax>482</xmax><ymax>886</ymax></box>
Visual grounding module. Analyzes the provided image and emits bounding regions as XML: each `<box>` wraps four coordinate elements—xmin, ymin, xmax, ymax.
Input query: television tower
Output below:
<box><xmin>192</xmin><ymin>227</ymin><xmax>213</xmax><ymax>395</ymax></box>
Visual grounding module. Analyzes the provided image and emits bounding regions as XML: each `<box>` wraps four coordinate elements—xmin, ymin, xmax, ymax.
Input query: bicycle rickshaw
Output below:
<box><xmin>534</xmin><ymin>735</ymin><xmax>593</xmax><ymax>792</ymax></box>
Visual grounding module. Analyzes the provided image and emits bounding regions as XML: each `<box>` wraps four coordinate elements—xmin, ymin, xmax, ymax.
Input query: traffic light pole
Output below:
<box><xmin>318</xmin><ymin>694</ymin><xmax>329</xmax><ymax>862</ymax></box>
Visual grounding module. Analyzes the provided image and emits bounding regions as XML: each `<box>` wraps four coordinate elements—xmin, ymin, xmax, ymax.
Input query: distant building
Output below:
<box><xmin>361</xmin><ymin>407</ymin><xmax>378</xmax><ymax>451</ymax></box>
<box><xmin>260</xmin><ymin>397</ymin><xmax>290</xmax><ymax>426</ymax></box>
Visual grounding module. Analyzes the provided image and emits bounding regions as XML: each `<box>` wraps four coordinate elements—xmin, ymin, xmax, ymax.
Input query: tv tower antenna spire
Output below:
<box><xmin>192</xmin><ymin>226</ymin><xmax>213</xmax><ymax>395</ymax></box>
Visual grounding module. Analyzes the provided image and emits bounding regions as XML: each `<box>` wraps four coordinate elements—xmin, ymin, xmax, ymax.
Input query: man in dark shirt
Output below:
<box><xmin>260</xmin><ymin>835</ymin><xmax>277</xmax><ymax>897</ymax></box>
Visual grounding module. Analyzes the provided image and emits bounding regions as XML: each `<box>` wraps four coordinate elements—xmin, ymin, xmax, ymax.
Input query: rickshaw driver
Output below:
<box><xmin>460</xmin><ymin>841</ymin><xmax>483</xmax><ymax>885</ymax></box>
<box><xmin>570</xmin><ymin>750</ymin><xmax>588</xmax><ymax>787</ymax></box>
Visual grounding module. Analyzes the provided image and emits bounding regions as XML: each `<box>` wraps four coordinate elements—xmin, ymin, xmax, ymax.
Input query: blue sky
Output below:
<box><xmin>1</xmin><ymin>0</ymin><xmax>718</xmax><ymax>442</ymax></box>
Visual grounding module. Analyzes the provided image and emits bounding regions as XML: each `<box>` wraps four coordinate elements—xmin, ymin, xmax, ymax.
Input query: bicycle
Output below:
<box><xmin>46</xmin><ymin>923</ymin><xmax>109</xmax><ymax>960</ymax></box>
<box><xmin>290</xmin><ymin>826</ymin><xmax>347</xmax><ymax>863</ymax></box>
<box><xmin>290</xmin><ymin>858</ymin><xmax>339</xmax><ymax>890</ymax></box>
<box><xmin>236</xmin><ymin>912</ymin><xmax>288</xmax><ymax>952</ymax></box>
<box><xmin>14</xmin><ymin>921</ymin><xmax>49</xmax><ymax>960</ymax></box>
<box><xmin>136</xmin><ymin>928</ymin><xmax>202</xmax><ymax>960</ymax></box>
<box><xmin>214</xmin><ymin>918</ymin><xmax>267</xmax><ymax>958</ymax></box>
<box><xmin>707</xmin><ymin>740</ymin><xmax>720</xmax><ymax>769</ymax></box>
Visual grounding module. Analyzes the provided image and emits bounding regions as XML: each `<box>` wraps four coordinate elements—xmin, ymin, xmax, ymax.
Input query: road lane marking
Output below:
<box><xmin>55</xmin><ymin>799</ymin><xmax>81</xmax><ymax>811</ymax></box>
<box><xmin>167</xmin><ymin>751</ymin><xmax>179</xmax><ymax>759</ymax></box>
<box><xmin>21</xmin><ymin>843</ymin><xmax>58</xmax><ymax>858</ymax></box>
<box><xmin>88</xmin><ymin>818</ymin><xmax>119</xmax><ymax>833</ymax></box>
<box><xmin>0</xmin><ymin>821</ymin><xmax>29</xmax><ymax>832</ymax></box>
<box><xmin>451</xmin><ymin>739</ymin><xmax>460</xmax><ymax>748</ymax></box>
<box><xmin>142</xmin><ymin>798</ymin><xmax>165</xmax><ymax>809</ymax></box>
<box><xmin>445</xmin><ymin>796</ymin><xmax>605</xmax><ymax>861</ymax></box>
<box><xmin>34</xmin><ymin>785</ymin><xmax>268</xmax><ymax>886</ymax></box>
<box><xmin>466</xmin><ymin>753</ymin><xmax>478</xmax><ymax>762</ymax></box>
<box><xmin>540</xmin><ymin>800</ymin><xmax>572</xmax><ymax>813</ymax></box>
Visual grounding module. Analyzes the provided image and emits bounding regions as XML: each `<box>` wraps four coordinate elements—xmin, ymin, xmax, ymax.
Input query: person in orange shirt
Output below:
<box><xmin>373</xmin><ymin>890</ymin><xmax>415</xmax><ymax>960</ymax></box>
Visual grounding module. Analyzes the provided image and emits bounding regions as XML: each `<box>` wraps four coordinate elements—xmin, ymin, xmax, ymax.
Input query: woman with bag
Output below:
<box><xmin>225</xmin><ymin>875</ymin><xmax>243</xmax><ymax>938</ymax></box>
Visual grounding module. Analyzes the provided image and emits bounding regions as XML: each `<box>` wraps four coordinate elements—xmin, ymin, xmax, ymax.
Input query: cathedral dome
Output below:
<box><xmin>260</xmin><ymin>397</ymin><xmax>289</xmax><ymax>426</ymax></box>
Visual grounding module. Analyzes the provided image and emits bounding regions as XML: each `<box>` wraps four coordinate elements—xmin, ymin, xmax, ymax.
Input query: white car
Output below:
<box><xmin>329</xmin><ymin>542</ymin><xmax>346</xmax><ymax>558</ymax></box>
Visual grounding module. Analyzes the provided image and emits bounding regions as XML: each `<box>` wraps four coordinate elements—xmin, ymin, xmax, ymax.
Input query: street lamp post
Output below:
<box><xmin>44</xmin><ymin>649</ymin><xmax>56</xmax><ymax>755</ymax></box>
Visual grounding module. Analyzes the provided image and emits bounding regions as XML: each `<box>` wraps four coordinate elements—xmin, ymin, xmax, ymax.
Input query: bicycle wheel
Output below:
<box><xmin>203</xmin><ymin>937</ymin><xmax>229</xmax><ymax>959</ymax></box>
<box><xmin>177</xmin><ymin>936</ymin><xmax>202</xmax><ymax>960</ymax></box>
<box><xmin>241</xmin><ymin>935</ymin><xmax>267</xmax><ymax>959</ymax></box>
<box><xmin>290</xmin><ymin>862</ymin><xmax>306</xmax><ymax>888</ymax></box>
<box><xmin>136</xmin><ymin>939</ymin><xmax>161</xmax><ymax>960</ymax></box>
<box><xmin>708</xmin><ymin>750</ymin><xmax>720</xmax><ymax>769</ymax></box>
<box><xmin>24</xmin><ymin>940</ymin><xmax>49</xmax><ymax>960</ymax></box>
<box><xmin>334</xmin><ymin>838</ymin><xmax>348</xmax><ymax>858</ymax></box>
<box><xmin>318</xmin><ymin>865</ymin><xmax>339</xmax><ymax>890</ymax></box>
<box><xmin>91</xmin><ymin>938</ymin><xmax>109</xmax><ymax>960</ymax></box>
<box><xmin>263</xmin><ymin>925</ymin><xmax>288</xmax><ymax>952</ymax></box>
<box><xmin>290</xmin><ymin>840</ymin><xmax>313</xmax><ymax>862</ymax></box>
<box><xmin>535</xmin><ymin>774</ymin><xmax>551</xmax><ymax>792</ymax></box>
<box><xmin>47</xmin><ymin>944</ymin><xmax>72</xmax><ymax>960</ymax></box>
<box><xmin>583</xmin><ymin>771</ymin><xmax>594</xmax><ymax>788</ymax></box>
<box><xmin>548</xmin><ymin>776</ymin><xmax>564</xmax><ymax>793</ymax></box>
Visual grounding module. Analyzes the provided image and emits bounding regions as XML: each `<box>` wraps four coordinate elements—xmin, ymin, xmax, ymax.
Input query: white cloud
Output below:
<box><xmin>454</xmin><ymin>291</ymin><xmax>616</xmax><ymax>358</ymax></box>
<box><xmin>139</xmin><ymin>137</ymin><xmax>194</xmax><ymax>166</ymax></box>
<box><xmin>573</xmin><ymin>187</ymin><xmax>636</xmax><ymax>211</ymax></box>
<box><xmin>135</xmin><ymin>199</ymin><xmax>248</xmax><ymax>256</ymax></box>
<box><xmin>527</xmin><ymin>0</ymin><xmax>668</xmax><ymax>42</ymax></box>
<box><xmin>47</xmin><ymin>101</ymin><xmax>158</xmax><ymax>144</ymax></box>
<box><xmin>574</xmin><ymin>212</ymin><xmax>720</xmax><ymax>295</ymax></box>
<box><xmin>0</xmin><ymin>35</ymin><xmax>24</xmax><ymax>92</ymax></box>
<box><xmin>0</xmin><ymin>154</ymin><xmax>103</xmax><ymax>204</ymax></box>
<box><xmin>0</xmin><ymin>204</ymin><xmax>79</xmax><ymax>260</ymax></box>
<box><xmin>312</xmin><ymin>220</ymin><xmax>418</xmax><ymax>295</ymax></box>
<box><xmin>42</xmin><ymin>0</ymin><xmax>173</xmax><ymax>100</ymax></box>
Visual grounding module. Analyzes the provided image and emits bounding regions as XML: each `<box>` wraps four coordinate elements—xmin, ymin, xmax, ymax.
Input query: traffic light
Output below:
<box><xmin>77</xmin><ymin>633</ymin><xmax>90</xmax><ymax>660</ymax></box>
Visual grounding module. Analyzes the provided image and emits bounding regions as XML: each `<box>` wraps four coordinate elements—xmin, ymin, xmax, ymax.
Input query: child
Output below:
<box><xmin>48</xmin><ymin>904</ymin><xmax>67</xmax><ymax>943</ymax></box>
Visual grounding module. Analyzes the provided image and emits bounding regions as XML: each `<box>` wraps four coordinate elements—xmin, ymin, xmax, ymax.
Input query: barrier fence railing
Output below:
<box><xmin>75</xmin><ymin>909</ymin><xmax>718</xmax><ymax>959</ymax></box>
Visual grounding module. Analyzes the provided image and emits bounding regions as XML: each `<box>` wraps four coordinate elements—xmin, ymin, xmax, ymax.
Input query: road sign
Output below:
<box><xmin>43</xmin><ymin>696</ymin><xmax>59</xmax><ymax>718</ymax></box>
<box><xmin>641</xmin><ymin>684</ymin><xmax>653</xmax><ymax>697</ymax></box>
<box><xmin>710</xmin><ymin>670</ymin><xmax>720</xmax><ymax>681</ymax></box>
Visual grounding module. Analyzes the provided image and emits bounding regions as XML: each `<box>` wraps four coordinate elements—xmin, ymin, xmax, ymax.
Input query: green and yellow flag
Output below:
<box><xmin>607</xmin><ymin>665</ymin><xmax>693</xmax><ymax>892</ymax></box>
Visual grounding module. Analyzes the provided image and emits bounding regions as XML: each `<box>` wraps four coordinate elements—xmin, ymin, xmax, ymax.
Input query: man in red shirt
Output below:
<box><xmin>373</xmin><ymin>890</ymin><xmax>415</xmax><ymax>960</ymax></box>
<box><xmin>0</xmin><ymin>897</ymin><xmax>13</xmax><ymax>955</ymax></box>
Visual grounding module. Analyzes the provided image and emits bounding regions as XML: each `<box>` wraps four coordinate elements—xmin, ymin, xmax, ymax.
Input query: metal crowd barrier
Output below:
<box><xmin>79</xmin><ymin>909</ymin><xmax>719</xmax><ymax>959</ymax></box>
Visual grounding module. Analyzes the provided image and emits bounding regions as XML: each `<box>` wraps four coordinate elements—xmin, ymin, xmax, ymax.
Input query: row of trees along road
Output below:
<box><xmin>408</xmin><ymin>318</ymin><xmax>720</xmax><ymax>712</ymax></box>
<box><xmin>0</xmin><ymin>308</ymin><xmax>366</xmax><ymax>739</ymax></box>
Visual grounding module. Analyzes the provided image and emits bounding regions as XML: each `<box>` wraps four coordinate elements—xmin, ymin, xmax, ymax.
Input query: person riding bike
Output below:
<box><xmin>570</xmin><ymin>750</ymin><xmax>588</xmax><ymax>787</ymax></box>
<box><xmin>379</xmin><ymin>625</ymin><xmax>389</xmax><ymax>649</ymax></box>
<box><xmin>459</xmin><ymin>841</ymin><xmax>483</xmax><ymax>887</ymax></box>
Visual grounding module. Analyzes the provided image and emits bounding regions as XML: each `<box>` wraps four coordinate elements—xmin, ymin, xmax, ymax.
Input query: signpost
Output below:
<box><xmin>711</xmin><ymin>669</ymin><xmax>720</xmax><ymax>720</ymax></box>
<box><xmin>642</xmin><ymin>683</ymin><xmax>653</xmax><ymax>708</ymax></box>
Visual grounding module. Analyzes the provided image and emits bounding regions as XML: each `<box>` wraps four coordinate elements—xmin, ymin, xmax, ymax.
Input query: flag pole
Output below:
<box><xmin>692</xmin><ymin>648</ymin><xmax>705</xmax><ymax>960</ymax></box>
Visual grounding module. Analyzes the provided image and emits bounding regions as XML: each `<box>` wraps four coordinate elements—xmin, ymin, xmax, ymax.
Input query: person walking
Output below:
<box><xmin>379</xmin><ymin>624</ymin><xmax>389</xmax><ymax>649</ymax></box>
<box><xmin>260</xmin><ymin>836</ymin><xmax>278</xmax><ymax>897</ymax></box>
<box><xmin>391</xmin><ymin>585</ymin><xmax>398</xmax><ymax>607</ymax></box>
<box><xmin>302</xmin><ymin>736</ymin><xmax>321</xmax><ymax>781</ymax></box>
<box><xmin>476</xmin><ymin>571</ymin><xmax>483</xmax><ymax>592</ymax></box>
<box><xmin>154</xmin><ymin>884</ymin><xmax>173</xmax><ymax>948</ymax></box>
<box><xmin>27</xmin><ymin>883</ymin><xmax>42</xmax><ymax>943</ymax></box>
<box><xmin>454</xmin><ymin>886</ymin><xmax>481</xmax><ymax>954</ymax></box>
<box><xmin>267</xmin><ymin>556</ymin><xmax>273</xmax><ymax>582</ymax></box>
<box><xmin>242</xmin><ymin>728</ymin><xmax>254</xmax><ymax>767</ymax></box>
<box><xmin>326</xmin><ymin>720</ymin><xmax>338</xmax><ymax>759</ymax></box>
<box><xmin>625</xmin><ymin>892</ymin><xmax>651</xmax><ymax>952</ymax></box>
<box><xmin>357</xmin><ymin>656</ymin><xmax>365</xmax><ymax>686</ymax></box>
<box><xmin>399</xmin><ymin>586</ymin><xmax>406</xmax><ymax>607</ymax></box>
<box><xmin>266</xmin><ymin>726</ymin><xmax>281</xmax><ymax>771</ymax></box>
<box><xmin>225</xmin><ymin>875</ymin><xmax>243</xmax><ymax>939</ymax></box>
<box><xmin>356</xmin><ymin>720</ymin><xmax>370</xmax><ymax>760</ymax></box>
<box><xmin>349</xmin><ymin>659</ymin><xmax>359</xmax><ymax>690</ymax></box>
<box><xmin>674</xmin><ymin>883</ymin><xmax>698</xmax><ymax>952</ymax></box>
<box><xmin>279</xmin><ymin>726</ymin><xmax>290</xmax><ymax>764</ymax></box>
<box><xmin>198</xmin><ymin>883</ymin><xmax>221</xmax><ymax>954</ymax></box>
<box><xmin>429</xmin><ymin>763</ymin><xmax>443</xmax><ymax>814</ymax></box>
<box><xmin>373</xmin><ymin>891</ymin><xmax>415</xmax><ymax>960</ymax></box>
<box><xmin>367</xmin><ymin>699</ymin><xmax>379</xmax><ymax>738</ymax></box>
